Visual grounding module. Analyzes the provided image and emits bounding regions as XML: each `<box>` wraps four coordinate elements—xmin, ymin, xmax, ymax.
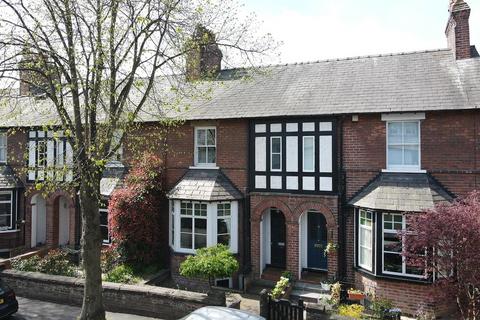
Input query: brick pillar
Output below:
<box><xmin>250</xmin><ymin>218</ymin><xmax>261</xmax><ymax>279</ymax></box>
<box><xmin>286</xmin><ymin>221</ymin><xmax>299</xmax><ymax>279</ymax></box>
<box><xmin>45</xmin><ymin>201</ymin><xmax>55</xmax><ymax>247</ymax></box>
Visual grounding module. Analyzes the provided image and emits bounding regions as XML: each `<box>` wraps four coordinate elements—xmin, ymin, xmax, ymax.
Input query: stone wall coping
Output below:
<box><xmin>1</xmin><ymin>269</ymin><xmax>219</xmax><ymax>304</ymax></box>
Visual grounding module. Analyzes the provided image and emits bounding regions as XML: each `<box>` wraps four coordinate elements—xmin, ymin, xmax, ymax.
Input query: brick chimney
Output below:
<box><xmin>19</xmin><ymin>48</ymin><xmax>55</xmax><ymax>97</ymax></box>
<box><xmin>446</xmin><ymin>0</ymin><xmax>471</xmax><ymax>60</ymax></box>
<box><xmin>186</xmin><ymin>26</ymin><xmax>223</xmax><ymax>81</ymax></box>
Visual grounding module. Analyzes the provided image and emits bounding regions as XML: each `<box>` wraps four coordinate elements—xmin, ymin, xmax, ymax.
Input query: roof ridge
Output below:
<box><xmin>220</xmin><ymin>48</ymin><xmax>452</xmax><ymax>73</ymax></box>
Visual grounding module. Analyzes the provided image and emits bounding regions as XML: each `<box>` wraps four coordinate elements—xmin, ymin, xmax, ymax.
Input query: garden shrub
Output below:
<box><xmin>100</xmin><ymin>247</ymin><xmax>120</xmax><ymax>274</ymax></box>
<box><xmin>11</xmin><ymin>250</ymin><xmax>77</xmax><ymax>277</ymax></box>
<box><xmin>11</xmin><ymin>255</ymin><xmax>41</xmax><ymax>272</ymax></box>
<box><xmin>338</xmin><ymin>304</ymin><xmax>364</xmax><ymax>319</ymax></box>
<box><xmin>109</xmin><ymin>153</ymin><xmax>164</xmax><ymax>266</ymax></box>
<box><xmin>104</xmin><ymin>264</ymin><xmax>139</xmax><ymax>284</ymax></box>
<box><xmin>370</xmin><ymin>296</ymin><xmax>394</xmax><ymax>319</ymax></box>
<box><xmin>179</xmin><ymin>244</ymin><xmax>239</xmax><ymax>287</ymax></box>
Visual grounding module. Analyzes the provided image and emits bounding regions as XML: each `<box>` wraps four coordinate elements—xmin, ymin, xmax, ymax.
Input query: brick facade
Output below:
<box><xmin>343</xmin><ymin>110</ymin><xmax>480</xmax><ymax>315</ymax></box>
<box><xmin>250</xmin><ymin>193</ymin><xmax>339</xmax><ymax>281</ymax></box>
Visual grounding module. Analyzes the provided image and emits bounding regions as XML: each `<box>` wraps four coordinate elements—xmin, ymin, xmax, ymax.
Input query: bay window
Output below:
<box><xmin>170</xmin><ymin>200</ymin><xmax>238</xmax><ymax>254</ymax></box>
<box><xmin>195</xmin><ymin>127</ymin><xmax>216</xmax><ymax>167</ymax></box>
<box><xmin>358</xmin><ymin>209</ymin><xmax>373</xmax><ymax>271</ymax></box>
<box><xmin>99</xmin><ymin>209</ymin><xmax>110</xmax><ymax>244</ymax></box>
<box><xmin>387</xmin><ymin>121</ymin><xmax>420</xmax><ymax>171</ymax></box>
<box><xmin>0</xmin><ymin>191</ymin><xmax>13</xmax><ymax>231</ymax></box>
<box><xmin>382</xmin><ymin>213</ymin><xmax>424</xmax><ymax>277</ymax></box>
<box><xmin>356</xmin><ymin>208</ymin><xmax>426</xmax><ymax>279</ymax></box>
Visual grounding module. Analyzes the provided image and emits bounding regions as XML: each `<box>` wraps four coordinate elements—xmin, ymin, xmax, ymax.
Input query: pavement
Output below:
<box><xmin>9</xmin><ymin>297</ymin><xmax>162</xmax><ymax>320</ymax></box>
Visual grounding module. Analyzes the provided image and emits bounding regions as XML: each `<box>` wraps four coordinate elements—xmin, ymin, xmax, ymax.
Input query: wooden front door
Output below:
<box><xmin>270</xmin><ymin>209</ymin><xmax>286</xmax><ymax>268</ymax></box>
<box><xmin>307</xmin><ymin>212</ymin><xmax>328</xmax><ymax>270</ymax></box>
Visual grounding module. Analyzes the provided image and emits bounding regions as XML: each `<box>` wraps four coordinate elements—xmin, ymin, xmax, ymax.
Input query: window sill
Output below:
<box><xmin>354</xmin><ymin>266</ymin><xmax>431</xmax><ymax>284</ymax></box>
<box><xmin>189</xmin><ymin>166</ymin><xmax>219</xmax><ymax>170</ymax></box>
<box><xmin>382</xmin><ymin>169</ymin><xmax>426</xmax><ymax>174</ymax></box>
<box><xmin>0</xmin><ymin>229</ymin><xmax>20</xmax><ymax>234</ymax></box>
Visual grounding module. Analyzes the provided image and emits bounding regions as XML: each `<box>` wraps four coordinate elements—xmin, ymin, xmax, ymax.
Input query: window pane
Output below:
<box><xmin>272</xmin><ymin>154</ymin><xmax>281</xmax><ymax>170</ymax></box>
<box><xmin>207</xmin><ymin>129</ymin><xmax>216</xmax><ymax>146</ymax></box>
<box><xmin>360</xmin><ymin>228</ymin><xmax>371</xmax><ymax>247</ymax></box>
<box><xmin>0</xmin><ymin>194</ymin><xmax>11</xmax><ymax>202</ymax></box>
<box><xmin>271</xmin><ymin>138</ymin><xmax>281</xmax><ymax>153</ymax></box>
<box><xmin>388</xmin><ymin>123</ymin><xmax>403</xmax><ymax>144</ymax></box>
<box><xmin>384</xmin><ymin>232</ymin><xmax>401</xmax><ymax>252</ymax></box>
<box><xmin>303</xmin><ymin>137</ymin><xmax>314</xmax><ymax>171</ymax></box>
<box><xmin>197</xmin><ymin>129</ymin><xmax>206</xmax><ymax>146</ymax></box>
<box><xmin>207</xmin><ymin>147</ymin><xmax>216</xmax><ymax>164</ymax></box>
<box><xmin>101</xmin><ymin>226</ymin><xmax>109</xmax><ymax>243</ymax></box>
<box><xmin>194</xmin><ymin>234</ymin><xmax>207</xmax><ymax>249</ymax></box>
<box><xmin>388</xmin><ymin>145</ymin><xmax>403</xmax><ymax>166</ymax></box>
<box><xmin>181</xmin><ymin>218</ymin><xmax>192</xmax><ymax>233</ymax></box>
<box><xmin>197</xmin><ymin>147</ymin><xmax>207</xmax><ymax>164</ymax></box>
<box><xmin>218</xmin><ymin>234</ymin><xmax>230</xmax><ymax>247</ymax></box>
<box><xmin>217</xmin><ymin>218</ymin><xmax>230</xmax><ymax>235</ymax></box>
<box><xmin>0</xmin><ymin>203</ymin><xmax>11</xmax><ymax>215</ymax></box>
<box><xmin>384</xmin><ymin>253</ymin><xmax>402</xmax><ymax>273</ymax></box>
<box><xmin>406</xmin><ymin>260</ymin><xmax>425</xmax><ymax>276</ymax></box>
<box><xmin>403</xmin><ymin>122</ymin><xmax>419</xmax><ymax>144</ymax></box>
<box><xmin>0</xmin><ymin>215</ymin><xmax>10</xmax><ymax>227</ymax></box>
<box><xmin>194</xmin><ymin>219</ymin><xmax>207</xmax><ymax>235</ymax></box>
<box><xmin>181</xmin><ymin>233</ymin><xmax>192</xmax><ymax>249</ymax></box>
<box><xmin>194</xmin><ymin>204</ymin><xmax>207</xmax><ymax>216</ymax></box>
<box><xmin>404</xmin><ymin>145</ymin><xmax>419</xmax><ymax>165</ymax></box>
<box><xmin>0</xmin><ymin>149</ymin><xmax>5</xmax><ymax>163</ymax></box>
<box><xmin>100</xmin><ymin>211</ymin><xmax>108</xmax><ymax>225</ymax></box>
<box><xmin>360</xmin><ymin>246</ymin><xmax>372</xmax><ymax>268</ymax></box>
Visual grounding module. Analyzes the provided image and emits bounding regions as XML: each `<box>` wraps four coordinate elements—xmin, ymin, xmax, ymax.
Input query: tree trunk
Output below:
<box><xmin>78</xmin><ymin>166</ymin><xmax>106</xmax><ymax>320</ymax></box>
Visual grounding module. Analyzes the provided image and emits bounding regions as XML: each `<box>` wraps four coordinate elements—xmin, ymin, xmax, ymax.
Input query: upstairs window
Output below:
<box><xmin>270</xmin><ymin>137</ymin><xmax>282</xmax><ymax>171</ymax></box>
<box><xmin>195</xmin><ymin>128</ymin><xmax>216</xmax><ymax>167</ymax></box>
<box><xmin>0</xmin><ymin>133</ymin><xmax>7</xmax><ymax>163</ymax></box>
<box><xmin>387</xmin><ymin>121</ymin><xmax>420</xmax><ymax>171</ymax></box>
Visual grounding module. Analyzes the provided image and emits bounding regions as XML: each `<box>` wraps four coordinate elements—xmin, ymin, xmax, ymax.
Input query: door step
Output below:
<box><xmin>290</xmin><ymin>281</ymin><xmax>330</xmax><ymax>303</ymax></box>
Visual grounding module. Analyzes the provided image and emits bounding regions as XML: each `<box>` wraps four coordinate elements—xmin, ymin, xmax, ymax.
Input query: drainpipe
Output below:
<box><xmin>338</xmin><ymin>116</ymin><xmax>347</xmax><ymax>281</ymax></box>
<box><xmin>242</xmin><ymin>120</ymin><xmax>252</xmax><ymax>291</ymax></box>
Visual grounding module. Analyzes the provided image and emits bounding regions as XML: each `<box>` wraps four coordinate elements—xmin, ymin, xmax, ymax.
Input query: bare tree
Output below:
<box><xmin>0</xmin><ymin>0</ymin><xmax>275</xmax><ymax>318</ymax></box>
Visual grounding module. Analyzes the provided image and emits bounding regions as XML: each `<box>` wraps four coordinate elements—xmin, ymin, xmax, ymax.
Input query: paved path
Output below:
<box><xmin>10</xmin><ymin>297</ymin><xmax>162</xmax><ymax>320</ymax></box>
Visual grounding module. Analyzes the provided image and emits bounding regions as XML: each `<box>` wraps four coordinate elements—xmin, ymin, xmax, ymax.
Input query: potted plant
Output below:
<box><xmin>270</xmin><ymin>276</ymin><xmax>292</xmax><ymax>300</ymax></box>
<box><xmin>347</xmin><ymin>288</ymin><xmax>366</xmax><ymax>301</ymax></box>
<box><xmin>324</xmin><ymin>242</ymin><xmax>338</xmax><ymax>256</ymax></box>
<box><xmin>320</xmin><ymin>278</ymin><xmax>334</xmax><ymax>291</ymax></box>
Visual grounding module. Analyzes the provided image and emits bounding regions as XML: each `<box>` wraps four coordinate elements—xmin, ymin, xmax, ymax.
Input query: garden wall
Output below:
<box><xmin>1</xmin><ymin>269</ymin><xmax>225</xmax><ymax>319</ymax></box>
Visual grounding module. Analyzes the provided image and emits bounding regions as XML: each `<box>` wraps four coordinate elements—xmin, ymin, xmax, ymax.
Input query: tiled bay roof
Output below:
<box><xmin>0</xmin><ymin>165</ymin><xmax>22</xmax><ymax>189</ymax></box>
<box><xmin>0</xmin><ymin>48</ymin><xmax>479</xmax><ymax>126</ymax></box>
<box><xmin>168</xmin><ymin>169</ymin><xmax>243</xmax><ymax>201</ymax></box>
<box><xmin>348</xmin><ymin>173</ymin><xmax>453</xmax><ymax>212</ymax></box>
<box><xmin>100</xmin><ymin>161</ymin><xmax>126</xmax><ymax>197</ymax></box>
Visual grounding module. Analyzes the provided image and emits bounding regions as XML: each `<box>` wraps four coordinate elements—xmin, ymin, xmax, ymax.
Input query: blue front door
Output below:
<box><xmin>307</xmin><ymin>212</ymin><xmax>328</xmax><ymax>270</ymax></box>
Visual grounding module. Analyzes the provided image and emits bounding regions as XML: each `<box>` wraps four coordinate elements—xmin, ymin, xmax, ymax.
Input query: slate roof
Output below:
<box><xmin>0</xmin><ymin>48</ymin><xmax>479</xmax><ymax>126</ymax></box>
<box><xmin>0</xmin><ymin>165</ymin><xmax>22</xmax><ymax>189</ymax></box>
<box><xmin>348</xmin><ymin>173</ymin><xmax>453</xmax><ymax>212</ymax></box>
<box><xmin>167</xmin><ymin>169</ymin><xmax>243</xmax><ymax>201</ymax></box>
<box><xmin>100</xmin><ymin>161</ymin><xmax>126</xmax><ymax>197</ymax></box>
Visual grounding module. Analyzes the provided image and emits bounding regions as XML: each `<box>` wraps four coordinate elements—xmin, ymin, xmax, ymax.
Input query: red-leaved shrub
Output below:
<box><xmin>403</xmin><ymin>191</ymin><xmax>480</xmax><ymax>319</ymax></box>
<box><xmin>108</xmin><ymin>153</ymin><xmax>164</xmax><ymax>265</ymax></box>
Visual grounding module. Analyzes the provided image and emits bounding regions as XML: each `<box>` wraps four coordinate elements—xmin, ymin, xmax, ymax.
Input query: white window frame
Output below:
<box><xmin>270</xmin><ymin>137</ymin><xmax>282</xmax><ymax>172</ymax></box>
<box><xmin>382</xmin><ymin>213</ymin><xmax>424</xmax><ymax>278</ymax></box>
<box><xmin>179</xmin><ymin>202</ymin><xmax>208</xmax><ymax>251</ymax></box>
<box><xmin>216</xmin><ymin>202</ymin><xmax>232</xmax><ymax>248</ymax></box>
<box><xmin>302</xmin><ymin>136</ymin><xmax>315</xmax><ymax>173</ymax></box>
<box><xmin>194</xmin><ymin>127</ymin><xmax>217</xmax><ymax>167</ymax></box>
<box><xmin>0</xmin><ymin>191</ymin><xmax>13</xmax><ymax>232</ymax></box>
<box><xmin>99</xmin><ymin>208</ymin><xmax>111</xmax><ymax>245</ymax></box>
<box><xmin>0</xmin><ymin>132</ymin><xmax>7</xmax><ymax>164</ymax></box>
<box><xmin>358</xmin><ymin>209</ymin><xmax>373</xmax><ymax>271</ymax></box>
<box><xmin>386</xmin><ymin>121</ymin><xmax>422</xmax><ymax>172</ymax></box>
<box><xmin>171</xmin><ymin>200</ymin><xmax>238</xmax><ymax>254</ymax></box>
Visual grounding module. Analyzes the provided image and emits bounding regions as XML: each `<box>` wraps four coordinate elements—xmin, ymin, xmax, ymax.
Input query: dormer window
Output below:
<box><xmin>0</xmin><ymin>133</ymin><xmax>6</xmax><ymax>164</ymax></box>
<box><xmin>194</xmin><ymin>127</ymin><xmax>216</xmax><ymax>167</ymax></box>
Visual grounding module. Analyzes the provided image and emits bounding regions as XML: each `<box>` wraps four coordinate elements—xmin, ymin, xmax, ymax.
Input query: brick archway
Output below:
<box><xmin>251</xmin><ymin>198</ymin><xmax>292</xmax><ymax>222</ymax></box>
<box><xmin>294</xmin><ymin>201</ymin><xmax>339</xmax><ymax>280</ymax></box>
<box><xmin>48</xmin><ymin>191</ymin><xmax>76</xmax><ymax>246</ymax></box>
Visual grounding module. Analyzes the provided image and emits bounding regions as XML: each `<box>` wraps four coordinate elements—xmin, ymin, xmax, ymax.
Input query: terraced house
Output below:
<box><xmin>0</xmin><ymin>0</ymin><xmax>479</xmax><ymax>316</ymax></box>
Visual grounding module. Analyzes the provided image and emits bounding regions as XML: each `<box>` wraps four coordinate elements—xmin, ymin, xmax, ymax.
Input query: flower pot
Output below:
<box><xmin>347</xmin><ymin>292</ymin><xmax>365</xmax><ymax>301</ymax></box>
<box><xmin>321</xmin><ymin>283</ymin><xmax>332</xmax><ymax>291</ymax></box>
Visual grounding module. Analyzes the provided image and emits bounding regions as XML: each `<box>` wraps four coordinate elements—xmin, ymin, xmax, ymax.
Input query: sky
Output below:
<box><xmin>243</xmin><ymin>0</ymin><xmax>480</xmax><ymax>63</ymax></box>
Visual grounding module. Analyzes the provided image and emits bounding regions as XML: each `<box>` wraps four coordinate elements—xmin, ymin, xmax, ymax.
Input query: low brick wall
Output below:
<box><xmin>1</xmin><ymin>269</ymin><xmax>225</xmax><ymax>319</ymax></box>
